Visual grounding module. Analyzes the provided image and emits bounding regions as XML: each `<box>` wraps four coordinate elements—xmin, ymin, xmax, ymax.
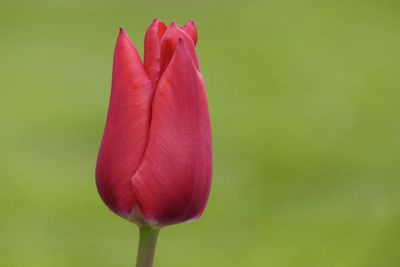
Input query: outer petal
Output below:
<box><xmin>131</xmin><ymin>39</ymin><xmax>212</xmax><ymax>226</ymax></box>
<box><xmin>144</xmin><ymin>19</ymin><xmax>167</xmax><ymax>87</ymax></box>
<box><xmin>159</xmin><ymin>23</ymin><xmax>199</xmax><ymax>77</ymax></box>
<box><xmin>96</xmin><ymin>29</ymin><xmax>153</xmax><ymax>217</ymax></box>
<box><xmin>182</xmin><ymin>20</ymin><xmax>198</xmax><ymax>45</ymax></box>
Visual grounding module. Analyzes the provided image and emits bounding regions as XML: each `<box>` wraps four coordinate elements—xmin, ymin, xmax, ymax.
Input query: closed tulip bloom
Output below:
<box><xmin>96</xmin><ymin>20</ymin><xmax>212</xmax><ymax>228</ymax></box>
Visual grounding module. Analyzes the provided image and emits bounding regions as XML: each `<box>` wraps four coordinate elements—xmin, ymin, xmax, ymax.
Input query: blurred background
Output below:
<box><xmin>1</xmin><ymin>0</ymin><xmax>400</xmax><ymax>266</ymax></box>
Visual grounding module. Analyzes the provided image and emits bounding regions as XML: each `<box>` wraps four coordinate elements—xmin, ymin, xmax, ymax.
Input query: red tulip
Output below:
<box><xmin>96</xmin><ymin>20</ymin><xmax>212</xmax><ymax>228</ymax></box>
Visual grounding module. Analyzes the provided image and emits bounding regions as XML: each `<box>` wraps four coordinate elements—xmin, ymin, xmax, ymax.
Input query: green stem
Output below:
<box><xmin>136</xmin><ymin>227</ymin><xmax>160</xmax><ymax>267</ymax></box>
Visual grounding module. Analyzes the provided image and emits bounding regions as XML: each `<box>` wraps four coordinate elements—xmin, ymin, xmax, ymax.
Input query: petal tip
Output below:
<box><xmin>118</xmin><ymin>27</ymin><xmax>130</xmax><ymax>40</ymax></box>
<box><xmin>168</xmin><ymin>22</ymin><xmax>179</xmax><ymax>30</ymax></box>
<box><xmin>182</xmin><ymin>20</ymin><xmax>198</xmax><ymax>45</ymax></box>
<box><xmin>185</xmin><ymin>20</ymin><xmax>195</xmax><ymax>26</ymax></box>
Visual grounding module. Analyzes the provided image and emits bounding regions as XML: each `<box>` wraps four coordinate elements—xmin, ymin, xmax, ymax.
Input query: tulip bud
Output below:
<box><xmin>96</xmin><ymin>20</ymin><xmax>212</xmax><ymax>228</ymax></box>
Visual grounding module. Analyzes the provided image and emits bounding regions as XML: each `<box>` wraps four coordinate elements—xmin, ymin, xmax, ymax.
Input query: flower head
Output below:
<box><xmin>96</xmin><ymin>20</ymin><xmax>212</xmax><ymax>228</ymax></box>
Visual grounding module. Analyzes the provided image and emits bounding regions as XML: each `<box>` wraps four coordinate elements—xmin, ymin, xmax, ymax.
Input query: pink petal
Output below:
<box><xmin>159</xmin><ymin>23</ymin><xmax>199</xmax><ymax>77</ymax></box>
<box><xmin>96</xmin><ymin>28</ymin><xmax>153</xmax><ymax>217</ymax></box>
<box><xmin>131</xmin><ymin>39</ymin><xmax>212</xmax><ymax>226</ymax></box>
<box><xmin>144</xmin><ymin>19</ymin><xmax>167</xmax><ymax>88</ymax></box>
<box><xmin>182</xmin><ymin>20</ymin><xmax>198</xmax><ymax>45</ymax></box>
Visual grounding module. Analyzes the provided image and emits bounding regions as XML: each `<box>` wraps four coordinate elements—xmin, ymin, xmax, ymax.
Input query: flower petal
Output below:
<box><xmin>144</xmin><ymin>19</ymin><xmax>167</xmax><ymax>87</ymax></box>
<box><xmin>96</xmin><ymin>28</ymin><xmax>153</xmax><ymax>217</ymax></box>
<box><xmin>131</xmin><ymin>39</ymin><xmax>212</xmax><ymax>226</ymax></box>
<box><xmin>182</xmin><ymin>20</ymin><xmax>198</xmax><ymax>45</ymax></box>
<box><xmin>159</xmin><ymin>23</ymin><xmax>199</xmax><ymax>77</ymax></box>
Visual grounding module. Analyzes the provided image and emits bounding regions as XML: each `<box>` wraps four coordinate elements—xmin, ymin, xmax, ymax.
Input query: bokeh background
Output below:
<box><xmin>1</xmin><ymin>0</ymin><xmax>400</xmax><ymax>266</ymax></box>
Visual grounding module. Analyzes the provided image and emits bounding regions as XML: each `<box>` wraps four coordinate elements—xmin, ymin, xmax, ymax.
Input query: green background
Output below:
<box><xmin>1</xmin><ymin>0</ymin><xmax>400</xmax><ymax>266</ymax></box>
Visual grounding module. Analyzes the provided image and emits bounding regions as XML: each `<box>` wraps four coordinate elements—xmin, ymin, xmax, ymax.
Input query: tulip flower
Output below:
<box><xmin>95</xmin><ymin>19</ymin><xmax>212</xmax><ymax>267</ymax></box>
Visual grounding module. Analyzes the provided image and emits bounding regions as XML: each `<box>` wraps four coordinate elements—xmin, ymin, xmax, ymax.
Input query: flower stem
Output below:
<box><xmin>136</xmin><ymin>226</ymin><xmax>160</xmax><ymax>267</ymax></box>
